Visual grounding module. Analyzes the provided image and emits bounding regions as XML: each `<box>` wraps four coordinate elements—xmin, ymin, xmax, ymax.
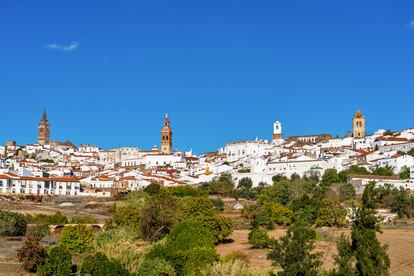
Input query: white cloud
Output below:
<box><xmin>44</xmin><ymin>41</ymin><xmax>79</xmax><ymax>52</ymax></box>
<box><xmin>407</xmin><ymin>21</ymin><xmax>414</xmax><ymax>29</ymax></box>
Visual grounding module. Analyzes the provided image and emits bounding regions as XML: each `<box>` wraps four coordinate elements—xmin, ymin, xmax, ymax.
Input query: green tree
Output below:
<box><xmin>390</xmin><ymin>187</ymin><xmax>410</xmax><ymax>218</ymax></box>
<box><xmin>290</xmin><ymin>173</ymin><xmax>301</xmax><ymax>181</ymax></box>
<box><xmin>338</xmin><ymin>182</ymin><xmax>356</xmax><ymax>201</ymax></box>
<box><xmin>272</xmin><ymin>174</ymin><xmax>288</xmax><ymax>184</ymax></box>
<box><xmin>189</xmin><ymin>215</ymin><xmax>233</xmax><ymax>243</ymax></box>
<box><xmin>321</xmin><ymin>169</ymin><xmax>341</xmax><ymax>191</ymax></box>
<box><xmin>268</xmin><ymin>223</ymin><xmax>322</xmax><ymax>275</ymax></box>
<box><xmin>238</xmin><ymin>177</ymin><xmax>253</xmax><ymax>189</ymax></box>
<box><xmin>331</xmin><ymin>182</ymin><xmax>390</xmax><ymax>275</ymax></box>
<box><xmin>181</xmin><ymin>197</ymin><xmax>218</xmax><ymax>218</ymax></box>
<box><xmin>138</xmin><ymin>258</ymin><xmax>175</xmax><ymax>276</ymax></box>
<box><xmin>315</xmin><ymin>199</ymin><xmax>347</xmax><ymax>227</ymax></box>
<box><xmin>371</xmin><ymin>166</ymin><xmax>395</xmax><ymax>176</ymax></box>
<box><xmin>81</xmin><ymin>252</ymin><xmax>130</xmax><ymax>276</ymax></box>
<box><xmin>338</xmin><ymin>166</ymin><xmax>370</xmax><ymax>182</ymax></box>
<box><xmin>209</xmin><ymin>174</ymin><xmax>234</xmax><ymax>195</ymax></box>
<box><xmin>0</xmin><ymin>210</ymin><xmax>27</xmax><ymax>237</ymax></box>
<box><xmin>248</xmin><ymin>227</ymin><xmax>270</xmax><ymax>249</ymax></box>
<box><xmin>260</xmin><ymin>180</ymin><xmax>292</xmax><ymax>205</ymax></box>
<box><xmin>59</xmin><ymin>225</ymin><xmax>94</xmax><ymax>253</ymax></box>
<box><xmin>253</xmin><ymin>202</ymin><xmax>293</xmax><ymax>228</ymax></box>
<box><xmin>144</xmin><ymin>183</ymin><xmax>161</xmax><ymax>195</ymax></box>
<box><xmin>104</xmin><ymin>204</ymin><xmax>141</xmax><ymax>230</ymax></box>
<box><xmin>140</xmin><ymin>194</ymin><xmax>181</xmax><ymax>242</ymax></box>
<box><xmin>37</xmin><ymin>245</ymin><xmax>72</xmax><ymax>276</ymax></box>
<box><xmin>291</xmin><ymin>194</ymin><xmax>320</xmax><ymax>225</ymax></box>
<box><xmin>399</xmin><ymin>166</ymin><xmax>411</xmax><ymax>179</ymax></box>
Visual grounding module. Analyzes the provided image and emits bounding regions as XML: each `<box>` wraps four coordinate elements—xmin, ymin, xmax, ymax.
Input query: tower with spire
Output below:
<box><xmin>38</xmin><ymin>109</ymin><xmax>50</xmax><ymax>145</ymax></box>
<box><xmin>161</xmin><ymin>113</ymin><xmax>173</xmax><ymax>154</ymax></box>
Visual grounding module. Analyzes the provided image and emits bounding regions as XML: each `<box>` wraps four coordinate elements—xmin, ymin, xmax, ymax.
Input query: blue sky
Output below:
<box><xmin>2</xmin><ymin>1</ymin><xmax>414</xmax><ymax>154</ymax></box>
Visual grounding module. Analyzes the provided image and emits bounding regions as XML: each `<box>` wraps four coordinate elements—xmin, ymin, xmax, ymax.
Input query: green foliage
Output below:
<box><xmin>407</xmin><ymin>148</ymin><xmax>414</xmax><ymax>157</ymax></box>
<box><xmin>104</xmin><ymin>204</ymin><xmax>141</xmax><ymax>230</ymax></box>
<box><xmin>291</xmin><ymin>194</ymin><xmax>320</xmax><ymax>225</ymax></box>
<box><xmin>222</xmin><ymin>250</ymin><xmax>248</xmax><ymax>263</ymax></box>
<box><xmin>253</xmin><ymin>202</ymin><xmax>293</xmax><ymax>228</ymax></box>
<box><xmin>95</xmin><ymin>227</ymin><xmax>150</xmax><ymax>273</ymax></box>
<box><xmin>238</xmin><ymin>177</ymin><xmax>253</xmax><ymax>189</ymax></box>
<box><xmin>145</xmin><ymin>220</ymin><xmax>219</xmax><ymax>275</ymax></box>
<box><xmin>399</xmin><ymin>165</ymin><xmax>411</xmax><ymax>179</ymax></box>
<box><xmin>371</xmin><ymin>165</ymin><xmax>395</xmax><ymax>176</ymax></box>
<box><xmin>268</xmin><ymin>223</ymin><xmax>322</xmax><ymax>276</ymax></box>
<box><xmin>25</xmin><ymin>212</ymin><xmax>68</xmax><ymax>225</ymax></box>
<box><xmin>189</xmin><ymin>215</ymin><xmax>233</xmax><ymax>243</ymax></box>
<box><xmin>331</xmin><ymin>182</ymin><xmax>390</xmax><ymax>275</ymax></box>
<box><xmin>338</xmin><ymin>166</ymin><xmax>370</xmax><ymax>182</ymax></box>
<box><xmin>81</xmin><ymin>252</ymin><xmax>130</xmax><ymax>276</ymax></box>
<box><xmin>140</xmin><ymin>194</ymin><xmax>181</xmax><ymax>242</ymax></box>
<box><xmin>59</xmin><ymin>225</ymin><xmax>94</xmax><ymax>253</ymax></box>
<box><xmin>0</xmin><ymin>209</ymin><xmax>27</xmax><ymax>237</ymax></box>
<box><xmin>17</xmin><ymin>235</ymin><xmax>47</xmax><ymax>272</ymax></box>
<box><xmin>210</xmin><ymin>198</ymin><xmax>225</xmax><ymax>211</ymax></box>
<box><xmin>201</xmin><ymin>260</ymin><xmax>270</xmax><ymax>276</ymax></box>
<box><xmin>390</xmin><ymin>187</ymin><xmax>410</xmax><ymax>218</ymax></box>
<box><xmin>260</xmin><ymin>180</ymin><xmax>292</xmax><ymax>205</ymax></box>
<box><xmin>70</xmin><ymin>215</ymin><xmax>97</xmax><ymax>224</ymax></box>
<box><xmin>338</xmin><ymin>182</ymin><xmax>356</xmax><ymax>201</ymax></box>
<box><xmin>321</xmin><ymin>168</ymin><xmax>341</xmax><ymax>190</ymax></box>
<box><xmin>272</xmin><ymin>174</ymin><xmax>288</xmax><ymax>184</ymax></box>
<box><xmin>37</xmin><ymin>245</ymin><xmax>72</xmax><ymax>276</ymax></box>
<box><xmin>208</xmin><ymin>174</ymin><xmax>235</xmax><ymax>195</ymax></box>
<box><xmin>248</xmin><ymin>227</ymin><xmax>270</xmax><ymax>249</ymax></box>
<box><xmin>144</xmin><ymin>183</ymin><xmax>161</xmax><ymax>195</ymax></box>
<box><xmin>181</xmin><ymin>196</ymin><xmax>218</xmax><ymax>218</ymax></box>
<box><xmin>315</xmin><ymin>200</ymin><xmax>347</xmax><ymax>227</ymax></box>
<box><xmin>138</xmin><ymin>258</ymin><xmax>175</xmax><ymax>276</ymax></box>
<box><xmin>290</xmin><ymin>173</ymin><xmax>301</xmax><ymax>181</ymax></box>
<box><xmin>165</xmin><ymin>185</ymin><xmax>208</xmax><ymax>197</ymax></box>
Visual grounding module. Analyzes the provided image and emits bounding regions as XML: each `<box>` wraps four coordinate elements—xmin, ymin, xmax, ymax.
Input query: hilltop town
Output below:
<box><xmin>1</xmin><ymin>109</ymin><xmax>414</xmax><ymax>197</ymax></box>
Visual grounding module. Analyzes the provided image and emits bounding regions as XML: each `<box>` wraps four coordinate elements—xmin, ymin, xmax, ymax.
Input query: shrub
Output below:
<box><xmin>138</xmin><ymin>258</ymin><xmax>175</xmax><ymax>276</ymax></box>
<box><xmin>144</xmin><ymin>183</ymin><xmax>161</xmax><ymax>195</ymax></box>
<box><xmin>95</xmin><ymin>227</ymin><xmax>150</xmax><ymax>273</ymax></box>
<box><xmin>202</xmin><ymin>260</ymin><xmax>269</xmax><ymax>276</ymax></box>
<box><xmin>37</xmin><ymin>245</ymin><xmax>72</xmax><ymax>276</ymax></box>
<box><xmin>181</xmin><ymin>197</ymin><xmax>218</xmax><ymax>218</ymax></box>
<box><xmin>0</xmin><ymin>209</ymin><xmax>27</xmax><ymax>237</ymax></box>
<box><xmin>26</xmin><ymin>212</ymin><xmax>68</xmax><ymax>225</ymax></box>
<box><xmin>315</xmin><ymin>200</ymin><xmax>347</xmax><ymax>227</ymax></box>
<box><xmin>145</xmin><ymin>220</ymin><xmax>219</xmax><ymax>275</ymax></box>
<box><xmin>210</xmin><ymin>198</ymin><xmax>225</xmax><ymax>211</ymax></box>
<box><xmin>248</xmin><ymin>227</ymin><xmax>270</xmax><ymax>249</ymax></box>
<box><xmin>70</xmin><ymin>215</ymin><xmax>97</xmax><ymax>224</ymax></box>
<box><xmin>140</xmin><ymin>194</ymin><xmax>181</xmax><ymax>242</ymax></box>
<box><xmin>222</xmin><ymin>250</ymin><xmax>248</xmax><ymax>263</ymax></box>
<box><xmin>190</xmin><ymin>215</ymin><xmax>233</xmax><ymax>243</ymax></box>
<box><xmin>165</xmin><ymin>185</ymin><xmax>208</xmax><ymax>197</ymax></box>
<box><xmin>59</xmin><ymin>225</ymin><xmax>94</xmax><ymax>253</ymax></box>
<box><xmin>238</xmin><ymin>177</ymin><xmax>253</xmax><ymax>189</ymax></box>
<box><xmin>253</xmin><ymin>202</ymin><xmax>293</xmax><ymax>229</ymax></box>
<box><xmin>104</xmin><ymin>204</ymin><xmax>141</xmax><ymax>230</ymax></box>
<box><xmin>81</xmin><ymin>252</ymin><xmax>130</xmax><ymax>276</ymax></box>
<box><xmin>16</xmin><ymin>235</ymin><xmax>47</xmax><ymax>272</ymax></box>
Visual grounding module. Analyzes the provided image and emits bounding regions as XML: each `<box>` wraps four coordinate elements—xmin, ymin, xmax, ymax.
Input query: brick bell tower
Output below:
<box><xmin>352</xmin><ymin>109</ymin><xmax>365</xmax><ymax>139</ymax></box>
<box><xmin>38</xmin><ymin>109</ymin><xmax>50</xmax><ymax>145</ymax></box>
<box><xmin>161</xmin><ymin>113</ymin><xmax>172</xmax><ymax>154</ymax></box>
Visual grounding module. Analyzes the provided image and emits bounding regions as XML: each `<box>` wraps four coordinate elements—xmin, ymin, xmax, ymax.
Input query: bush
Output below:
<box><xmin>138</xmin><ymin>258</ymin><xmax>175</xmax><ymax>276</ymax></box>
<box><xmin>37</xmin><ymin>245</ymin><xmax>72</xmax><ymax>276</ymax></box>
<box><xmin>104</xmin><ymin>204</ymin><xmax>141</xmax><ymax>230</ymax></box>
<box><xmin>248</xmin><ymin>227</ymin><xmax>271</xmax><ymax>249</ymax></box>
<box><xmin>315</xmin><ymin>200</ymin><xmax>347</xmax><ymax>227</ymax></box>
<box><xmin>81</xmin><ymin>252</ymin><xmax>130</xmax><ymax>276</ymax></box>
<box><xmin>201</xmin><ymin>260</ymin><xmax>269</xmax><ymax>276</ymax></box>
<box><xmin>26</xmin><ymin>212</ymin><xmax>68</xmax><ymax>225</ymax></box>
<box><xmin>95</xmin><ymin>227</ymin><xmax>150</xmax><ymax>273</ymax></box>
<box><xmin>210</xmin><ymin>198</ymin><xmax>225</xmax><ymax>211</ymax></box>
<box><xmin>0</xmin><ymin>209</ymin><xmax>27</xmax><ymax>237</ymax></box>
<box><xmin>140</xmin><ymin>194</ymin><xmax>181</xmax><ymax>242</ymax></box>
<box><xmin>222</xmin><ymin>250</ymin><xmax>248</xmax><ymax>263</ymax></box>
<box><xmin>253</xmin><ymin>202</ymin><xmax>293</xmax><ymax>229</ymax></box>
<box><xmin>59</xmin><ymin>225</ymin><xmax>94</xmax><ymax>253</ymax></box>
<box><xmin>165</xmin><ymin>185</ymin><xmax>208</xmax><ymax>197</ymax></box>
<box><xmin>70</xmin><ymin>215</ymin><xmax>97</xmax><ymax>224</ymax></box>
<box><xmin>189</xmin><ymin>215</ymin><xmax>233</xmax><ymax>243</ymax></box>
<box><xmin>144</xmin><ymin>183</ymin><xmax>161</xmax><ymax>195</ymax></box>
<box><xmin>17</xmin><ymin>235</ymin><xmax>47</xmax><ymax>272</ymax></box>
<box><xmin>181</xmin><ymin>197</ymin><xmax>218</xmax><ymax>218</ymax></box>
<box><xmin>145</xmin><ymin>220</ymin><xmax>219</xmax><ymax>275</ymax></box>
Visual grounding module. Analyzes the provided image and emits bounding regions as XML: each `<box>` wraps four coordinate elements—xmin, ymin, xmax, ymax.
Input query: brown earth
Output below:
<box><xmin>216</xmin><ymin>228</ymin><xmax>414</xmax><ymax>276</ymax></box>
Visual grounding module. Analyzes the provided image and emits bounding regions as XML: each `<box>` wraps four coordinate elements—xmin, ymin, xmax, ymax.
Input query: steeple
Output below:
<box><xmin>161</xmin><ymin>113</ymin><xmax>173</xmax><ymax>154</ymax></box>
<box><xmin>38</xmin><ymin>109</ymin><xmax>50</xmax><ymax>145</ymax></box>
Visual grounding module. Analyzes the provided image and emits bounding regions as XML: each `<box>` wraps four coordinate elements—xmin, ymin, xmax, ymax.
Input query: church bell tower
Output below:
<box><xmin>161</xmin><ymin>113</ymin><xmax>173</xmax><ymax>154</ymax></box>
<box><xmin>352</xmin><ymin>109</ymin><xmax>365</xmax><ymax>139</ymax></box>
<box><xmin>38</xmin><ymin>109</ymin><xmax>50</xmax><ymax>145</ymax></box>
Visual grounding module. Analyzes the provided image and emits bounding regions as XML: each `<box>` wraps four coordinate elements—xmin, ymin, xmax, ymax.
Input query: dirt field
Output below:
<box><xmin>216</xmin><ymin>228</ymin><xmax>414</xmax><ymax>275</ymax></box>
